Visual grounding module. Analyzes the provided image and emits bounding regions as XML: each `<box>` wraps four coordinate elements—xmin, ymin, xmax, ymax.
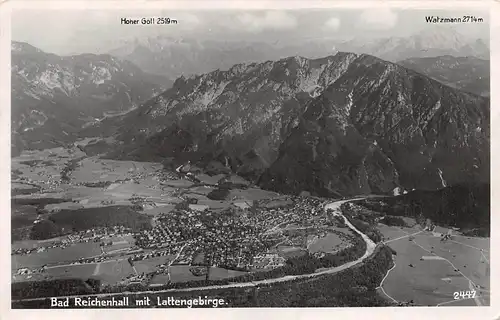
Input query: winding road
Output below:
<box><xmin>13</xmin><ymin>198</ymin><xmax>378</xmax><ymax>303</ymax></box>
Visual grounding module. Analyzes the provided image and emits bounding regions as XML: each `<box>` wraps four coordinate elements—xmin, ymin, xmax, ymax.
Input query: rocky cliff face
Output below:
<box><xmin>11</xmin><ymin>41</ymin><xmax>171</xmax><ymax>155</ymax></box>
<box><xmin>103</xmin><ymin>52</ymin><xmax>489</xmax><ymax>197</ymax></box>
<box><xmin>106</xmin><ymin>53</ymin><xmax>360</xmax><ymax>176</ymax></box>
<box><xmin>259</xmin><ymin>54</ymin><xmax>489</xmax><ymax>196</ymax></box>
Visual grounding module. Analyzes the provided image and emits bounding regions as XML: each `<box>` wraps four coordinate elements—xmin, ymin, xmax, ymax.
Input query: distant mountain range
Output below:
<box><xmin>11</xmin><ymin>29</ymin><xmax>490</xmax><ymax>197</ymax></box>
<box><xmin>107</xmin><ymin>27</ymin><xmax>489</xmax><ymax>81</ymax></box>
<box><xmin>88</xmin><ymin>52</ymin><xmax>489</xmax><ymax>197</ymax></box>
<box><xmin>11</xmin><ymin>41</ymin><xmax>172</xmax><ymax>155</ymax></box>
<box><xmin>397</xmin><ymin>56</ymin><xmax>489</xmax><ymax>97</ymax></box>
<box><xmin>341</xmin><ymin>28</ymin><xmax>489</xmax><ymax>62</ymax></box>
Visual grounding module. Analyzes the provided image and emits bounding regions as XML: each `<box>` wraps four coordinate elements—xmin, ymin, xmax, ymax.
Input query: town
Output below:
<box><xmin>13</xmin><ymin>195</ymin><xmax>332</xmax><ymax>285</ymax></box>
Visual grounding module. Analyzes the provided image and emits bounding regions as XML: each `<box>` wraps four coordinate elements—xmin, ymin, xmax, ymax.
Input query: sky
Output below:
<box><xmin>11</xmin><ymin>8</ymin><xmax>490</xmax><ymax>55</ymax></box>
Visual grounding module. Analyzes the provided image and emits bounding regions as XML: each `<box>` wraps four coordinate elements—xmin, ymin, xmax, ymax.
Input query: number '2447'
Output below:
<box><xmin>453</xmin><ymin>291</ymin><xmax>476</xmax><ymax>300</ymax></box>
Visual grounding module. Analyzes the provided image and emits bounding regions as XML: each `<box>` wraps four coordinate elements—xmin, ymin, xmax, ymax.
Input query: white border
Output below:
<box><xmin>1</xmin><ymin>1</ymin><xmax>499</xmax><ymax>320</ymax></box>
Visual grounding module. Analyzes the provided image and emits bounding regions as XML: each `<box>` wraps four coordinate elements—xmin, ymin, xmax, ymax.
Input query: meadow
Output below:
<box><xmin>149</xmin><ymin>274</ymin><xmax>171</xmax><ymax>286</ymax></box>
<box><xmin>379</xmin><ymin>223</ymin><xmax>490</xmax><ymax>306</ymax></box>
<box><xmin>133</xmin><ymin>256</ymin><xmax>175</xmax><ymax>274</ymax></box>
<box><xmin>12</xmin><ymin>242</ymin><xmax>102</xmax><ymax>269</ymax></box>
<box><xmin>377</xmin><ymin>224</ymin><xmax>410</xmax><ymax>241</ymax></box>
<box><xmin>208</xmin><ymin>267</ymin><xmax>247</xmax><ymax>280</ymax></box>
<box><xmin>45</xmin><ymin>263</ymin><xmax>97</xmax><ymax>279</ymax></box>
<box><xmin>382</xmin><ymin>235</ymin><xmax>470</xmax><ymax>306</ymax></box>
<box><xmin>169</xmin><ymin>265</ymin><xmax>204</xmax><ymax>283</ymax></box>
<box><xmin>307</xmin><ymin>231</ymin><xmax>351</xmax><ymax>254</ymax></box>
<box><xmin>229</xmin><ymin>188</ymin><xmax>281</xmax><ymax>201</ymax></box>
<box><xmin>71</xmin><ymin>158</ymin><xmax>162</xmax><ymax>183</ymax></box>
<box><xmin>277</xmin><ymin>246</ymin><xmax>307</xmax><ymax>259</ymax></box>
<box><xmin>94</xmin><ymin>259</ymin><xmax>136</xmax><ymax>285</ymax></box>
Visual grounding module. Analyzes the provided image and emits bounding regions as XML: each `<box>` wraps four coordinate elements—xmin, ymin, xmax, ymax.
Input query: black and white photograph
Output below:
<box><xmin>4</xmin><ymin>0</ymin><xmax>495</xmax><ymax>314</ymax></box>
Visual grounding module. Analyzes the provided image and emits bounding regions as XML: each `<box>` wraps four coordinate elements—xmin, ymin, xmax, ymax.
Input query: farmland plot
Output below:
<box><xmin>12</xmin><ymin>242</ymin><xmax>102</xmax><ymax>269</ymax></box>
<box><xmin>381</xmin><ymin>233</ymin><xmax>471</xmax><ymax>306</ymax></box>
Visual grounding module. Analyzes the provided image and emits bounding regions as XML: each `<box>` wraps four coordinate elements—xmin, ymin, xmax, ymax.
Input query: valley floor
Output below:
<box><xmin>378</xmin><ymin>224</ymin><xmax>490</xmax><ymax>306</ymax></box>
<box><xmin>10</xmin><ymin>145</ymin><xmax>490</xmax><ymax>307</ymax></box>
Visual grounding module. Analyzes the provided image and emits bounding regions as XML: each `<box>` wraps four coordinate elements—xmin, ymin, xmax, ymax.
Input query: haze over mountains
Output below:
<box><xmin>341</xmin><ymin>27</ymin><xmax>489</xmax><ymax>62</ymax></box>
<box><xmin>10</xmin><ymin>26</ymin><xmax>490</xmax><ymax>197</ymax></box>
<box><xmin>107</xmin><ymin>27</ymin><xmax>489</xmax><ymax>81</ymax></box>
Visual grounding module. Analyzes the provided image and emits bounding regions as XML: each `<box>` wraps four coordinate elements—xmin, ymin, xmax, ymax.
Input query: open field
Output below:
<box><xmin>12</xmin><ymin>242</ymin><xmax>102</xmax><ymax>269</ymax></box>
<box><xmin>16</xmin><ymin>254</ymin><xmax>178</xmax><ymax>285</ymax></box>
<box><xmin>71</xmin><ymin>158</ymin><xmax>162</xmax><ymax>184</ymax></box>
<box><xmin>277</xmin><ymin>246</ymin><xmax>307</xmax><ymax>258</ymax></box>
<box><xmin>382</xmin><ymin>236</ymin><xmax>470</xmax><ymax>306</ymax></box>
<box><xmin>155</xmin><ymin>265</ymin><xmax>248</xmax><ymax>283</ymax></box>
<box><xmin>169</xmin><ymin>265</ymin><xmax>203</xmax><ymax>283</ymax></box>
<box><xmin>45</xmin><ymin>263</ymin><xmax>97</xmax><ymax>279</ymax></box>
<box><xmin>12</xmin><ymin>240</ymin><xmax>51</xmax><ymax>250</ymax></box>
<box><xmin>12</xmin><ymin>182</ymin><xmax>41</xmax><ymax>195</ymax></box>
<box><xmin>149</xmin><ymin>274</ymin><xmax>171</xmax><ymax>286</ymax></box>
<box><xmin>379</xmin><ymin>224</ymin><xmax>490</xmax><ymax>306</ymax></box>
<box><xmin>94</xmin><ymin>259</ymin><xmax>136</xmax><ymax>285</ymax></box>
<box><xmin>412</xmin><ymin>234</ymin><xmax>490</xmax><ymax>291</ymax></box>
<box><xmin>12</xmin><ymin>148</ymin><xmax>86</xmax><ymax>185</ymax></box>
<box><xmin>143</xmin><ymin>205</ymin><xmax>175</xmax><ymax>217</ymax></box>
<box><xmin>451</xmin><ymin>235</ymin><xmax>490</xmax><ymax>250</ymax></box>
<box><xmin>196</xmin><ymin>199</ymin><xmax>234</xmax><ymax>210</ymax></box>
<box><xmin>378</xmin><ymin>224</ymin><xmax>410</xmax><ymax>241</ymax></box>
<box><xmin>208</xmin><ymin>267</ymin><xmax>247</xmax><ymax>280</ymax></box>
<box><xmin>133</xmin><ymin>256</ymin><xmax>175</xmax><ymax>274</ymax></box>
<box><xmin>103</xmin><ymin>181</ymin><xmax>163</xmax><ymax>199</ymax></box>
<box><xmin>12</xmin><ymin>262</ymin><xmax>98</xmax><ymax>283</ymax></box>
<box><xmin>44</xmin><ymin>202</ymin><xmax>85</xmax><ymax>212</ymax></box>
<box><xmin>229</xmin><ymin>188</ymin><xmax>281</xmax><ymax>201</ymax></box>
<box><xmin>308</xmin><ymin>232</ymin><xmax>350</xmax><ymax>254</ymax></box>
<box><xmin>14</xmin><ymin>147</ymin><xmax>84</xmax><ymax>162</ymax></box>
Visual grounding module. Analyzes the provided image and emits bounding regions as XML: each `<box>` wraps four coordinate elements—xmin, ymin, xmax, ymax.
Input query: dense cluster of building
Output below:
<box><xmin>252</xmin><ymin>253</ymin><xmax>286</xmax><ymax>269</ymax></box>
<box><xmin>134</xmin><ymin>206</ymin><xmax>262</xmax><ymax>269</ymax></box>
<box><xmin>131</xmin><ymin>196</ymin><xmax>328</xmax><ymax>272</ymax></box>
<box><xmin>14</xmin><ymin>156</ymin><xmax>331</xmax><ymax>284</ymax></box>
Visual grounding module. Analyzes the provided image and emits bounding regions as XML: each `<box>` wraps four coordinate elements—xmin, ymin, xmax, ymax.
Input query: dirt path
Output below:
<box><xmin>376</xmin><ymin>260</ymin><xmax>398</xmax><ymax>303</ymax></box>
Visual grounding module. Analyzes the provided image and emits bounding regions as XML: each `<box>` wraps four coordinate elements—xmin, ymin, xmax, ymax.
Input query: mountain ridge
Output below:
<box><xmin>259</xmin><ymin>53</ymin><xmax>489</xmax><ymax>196</ymax></box>
<box><xmin>92</xmin><ymin>51</ymin><xmax>489</xmax><ymax>197</ymax></box>
<box><xmin>11</xmin><ymin>41</ymin><xmax>173</xmax><ymax>155</ymax></box>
